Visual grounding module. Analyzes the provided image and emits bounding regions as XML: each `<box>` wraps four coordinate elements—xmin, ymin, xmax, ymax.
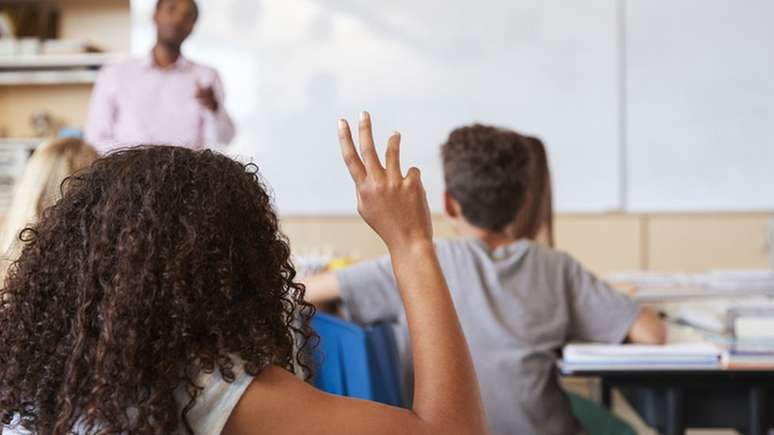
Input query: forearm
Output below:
<box><xmin>302</xmin><ymin>272</ymin><xmax>341</xmax><ymax>305</ymax></box>
<box><xmin>389</xmin><ymin>241</ymin><xmax>486</xmax><ymax>433</ymax></box>
<box><xmin>330</xmin><ymin>112</ymin><xmax>486</xmax><ymax>433</ymax></box>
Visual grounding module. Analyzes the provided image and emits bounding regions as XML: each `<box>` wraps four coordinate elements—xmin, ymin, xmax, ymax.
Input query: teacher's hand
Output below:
<box><xmin>196</xmin><ymin>84</ymin><xmax>218</xmax><ymax>112</ymax></box>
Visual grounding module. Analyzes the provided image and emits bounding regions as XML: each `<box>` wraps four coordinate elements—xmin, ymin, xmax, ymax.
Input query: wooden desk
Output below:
<box><xmin>563</xmin><ymin>367</ymin><xmax>774</xmax><ymax>435</ymax></box>
<box><xmin>562</xmin><ymin>295</ymin><xmax>774</xmax><ymax>434</ymax></box>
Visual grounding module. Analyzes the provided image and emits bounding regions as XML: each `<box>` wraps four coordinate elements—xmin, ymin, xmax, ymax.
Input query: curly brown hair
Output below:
<box><xmin>0</xmin><ymin>146</ymin><xmax>316</xmax><ymax>434</ymax></box>
<box><xmin>441</xmin><ymin>124</ymin><xmax>532</xmax><ymax>232</ymax></box>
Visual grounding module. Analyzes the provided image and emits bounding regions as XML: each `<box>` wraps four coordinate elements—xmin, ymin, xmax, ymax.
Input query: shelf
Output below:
<box><xmin>0</xmin><ymin>52</ymin><xmax>121</xmax><ymax>69</ymax></box>
<box><xmin>0</xmin><ymin>52</ymin><xmax>123</xmax><ymax>85</ymax></box>
<box><xmin>0</xmin><ymin>68</ymin><xmax>98</xmax><ymax>85</ymax></box>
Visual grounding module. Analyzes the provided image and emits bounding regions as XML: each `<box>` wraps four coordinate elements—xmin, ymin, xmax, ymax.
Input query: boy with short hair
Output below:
<box><xmin>305</xmin><ymin>124</ymin><xmax>665</xmax><ymax>435</ymax></box>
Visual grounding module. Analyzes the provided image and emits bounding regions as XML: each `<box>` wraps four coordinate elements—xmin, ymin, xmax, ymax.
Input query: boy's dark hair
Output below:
<box><xmin>441</xmin><ymin>124</ymin><xmax>532</xmax><ymax>232</ymax></box>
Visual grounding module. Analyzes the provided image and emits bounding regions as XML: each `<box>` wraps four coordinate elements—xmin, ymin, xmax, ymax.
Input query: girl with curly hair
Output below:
<box><xmin>0</xmin><ymin>113</ymin><xmax>487</xmax><ymax>435</ymax></box>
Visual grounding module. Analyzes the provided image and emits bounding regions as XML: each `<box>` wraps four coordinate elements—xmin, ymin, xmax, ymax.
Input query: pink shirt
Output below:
<box><xmin>85</xmin><ymin>54</ymin><xmax>235</xmax><ymax>153</ymax></box>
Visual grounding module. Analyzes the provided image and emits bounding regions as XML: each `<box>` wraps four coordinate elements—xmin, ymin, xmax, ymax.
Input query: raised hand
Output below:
<box><xmin>338</xmin><ymin>112</ymin><xmax>433</xmax><ymax>252</ymax></box>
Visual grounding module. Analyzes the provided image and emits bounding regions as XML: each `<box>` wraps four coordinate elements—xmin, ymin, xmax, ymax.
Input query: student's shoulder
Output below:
<box><xmin>521</xmin><ymin>241</ymin><xmax>579</xmax><ymax>270</ymax></box>
<box><xmin>433</xmin><ymin>237</ymin><xmax>560</xmax><ymax>260</ymax></box>
<box><xmin>433</xmin><ymin>238</ymin><xmax>474</xmax><ymax>258</ymax></box>
<box><xmin>425</xmin><ymin>238</ymin><xmax>476</xmax><ymax>268</ymax></box>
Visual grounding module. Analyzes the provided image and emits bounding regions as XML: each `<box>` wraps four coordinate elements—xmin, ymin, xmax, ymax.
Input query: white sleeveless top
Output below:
<box><xmin>174</xmin><ymin>364</ymin><xmax>255</xmax><ymax>434</ymax></box>
<box><xmin>2</xmin><ymin>365</ymin><xmax>254</xmax><ymax>435</ymax></box>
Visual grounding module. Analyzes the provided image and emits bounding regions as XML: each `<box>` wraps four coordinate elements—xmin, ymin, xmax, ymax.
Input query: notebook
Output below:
<box><xmin>561</xmin><ymin>343</ymin><xmax>722</xmax><ymax>372</ymax></box>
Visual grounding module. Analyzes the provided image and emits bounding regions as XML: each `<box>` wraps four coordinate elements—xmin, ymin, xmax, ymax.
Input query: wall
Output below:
<box><xmin>58</xmin><ymin>0</ymin><xmax>132</xmax><ymax>53</ymax></box>
<box><xmin>1</xmin><ymin>0</ymin><xmax>772</xmax><ymax>276</ymax></box>
<box><xmin>2</xmin><ymin>90</ymin><xmax>771</xmax><ymax>276</ymax></box>
<box><xmin>646</xmin><ymin>214</ymin><xmax>772</xmax><ymax>273</ymax></box>
<box><xmin>281</xmin><ymin>213</ymin><xmax>773</xmax><ymax>276</ymax></box>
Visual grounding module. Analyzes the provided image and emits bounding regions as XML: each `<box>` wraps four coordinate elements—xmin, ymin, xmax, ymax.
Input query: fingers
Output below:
<box><xmin>358</xmin><ymin>112</ymin><xmax>383</xmax><ymax>172</ymax></box>
<box><xmin>406</xmin><ymin>167</ymin><xmax>422</xmax><ymax>185</ymax></box>
<box><xmin>341</xmin><ymin>112</ymin><xmax>403</xmax><ymax>183</ymax></box>
<box><xmin>338</xmin><ymin>119</ymin><xmax>366</xmax><ymax>183</ymax></box>
<box><xmin>385</xmin><ymin>132</ymin><xmax>402</xmax><ymax>179</ymax></box>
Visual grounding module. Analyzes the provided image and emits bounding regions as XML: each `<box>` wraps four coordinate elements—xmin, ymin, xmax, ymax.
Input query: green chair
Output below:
<box><xmin>569</xmin><ymin>393</ymin><xmax>637</xmax><ymax>435</ymax></box>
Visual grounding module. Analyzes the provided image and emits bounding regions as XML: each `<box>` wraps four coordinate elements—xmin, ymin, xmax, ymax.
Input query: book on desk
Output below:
<box><xmin>608</xmin><ymin>269</ymin><xmax>774</xmax><ymax>301</ymax></box>
<box><xmin>560</xmin><ymin>343</ymin><xmax>722</xmax><ymax>372</ymax></box>
<box><xmin>560</xmin><ymin>305</ymin><xmax>774</xmax><ymax>373</ymax></box>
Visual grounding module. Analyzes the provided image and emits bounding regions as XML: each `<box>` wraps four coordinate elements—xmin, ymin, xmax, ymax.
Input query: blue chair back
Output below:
<box><xmin>312</xmin><ymin>313</ymin><xmax>404</xmax><ymax>407</ymax></box>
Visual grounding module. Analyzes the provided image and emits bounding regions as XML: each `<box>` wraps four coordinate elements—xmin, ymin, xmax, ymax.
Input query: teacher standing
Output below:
<box><xmin>85</xmin><ymin>0</ymin><xmax>235</xmax><ymax>153</ymax></box>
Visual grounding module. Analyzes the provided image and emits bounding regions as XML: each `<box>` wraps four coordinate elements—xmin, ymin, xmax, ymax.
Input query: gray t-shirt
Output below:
<box><xmin>336</xmin><ymin>238</ymin><xmax>639</xmax><ymax>435</ymax></box>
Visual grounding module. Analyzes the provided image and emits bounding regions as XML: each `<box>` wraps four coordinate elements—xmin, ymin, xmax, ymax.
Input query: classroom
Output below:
<box><xmin>0</xmin><ymin>0</ymin><xmax>773</xmax><ymax>434</ymax></box>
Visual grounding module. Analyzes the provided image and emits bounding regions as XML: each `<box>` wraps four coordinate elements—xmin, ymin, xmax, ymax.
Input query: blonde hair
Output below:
<box><xmin>0</xmin><ymin>138</ymin><xmax>99</xmax><ymax>270</ymax></box>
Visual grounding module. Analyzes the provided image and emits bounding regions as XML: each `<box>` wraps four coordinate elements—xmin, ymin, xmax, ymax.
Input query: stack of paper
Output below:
<box><xmin>722</xmin><ymin>351</ymin><xmax>774</xmax><ymax>370</ymax></box>
<box><xmin>723</xmin><ymin>305</ymin><xmax>774</xmax><ymax>369</ymax></box>
<box><xmin>561</xmin><ymin>343</ymin><xmax>721</xmax><ymax>372</ymax></box>
<box><xmin>607</xmin><ymin>271</ymin><xmax>701</xmax><ymax>289</ymax></box>
<box><xmin>705</xmin><ymin>270</ymin><xmax>774</xmax><ymax>292</ymax></box>
<box><xmin>608</xmin><ymin>270</ymin><xmax>774</xmax><ymax>300</ymax></box>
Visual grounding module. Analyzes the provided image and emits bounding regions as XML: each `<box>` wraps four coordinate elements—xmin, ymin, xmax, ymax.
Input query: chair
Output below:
<box><xmin>569</xmin><ymin>393</ymin><xmax>637</xmax><ymax>435</ymax></box>
<box><xmin>311</xmin><ymin>313</ymin><xmax>404</xmax><ymax>407</ymax></box>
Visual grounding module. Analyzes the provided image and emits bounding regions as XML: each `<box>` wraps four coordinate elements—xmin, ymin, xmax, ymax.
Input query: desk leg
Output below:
<box><xmin>749</xmin><ymin>386</ymin><xmax>766</xmax><ymax>435</ymax></box>
<box><xmin>665</xmin><ymin>387</ymin><xmax>684</xmax><ymax>435</ymax></box>
<box><xmin>601</xmin><ymin>379</ymin><xmax>612</xmax><ymax>409</ymax></box>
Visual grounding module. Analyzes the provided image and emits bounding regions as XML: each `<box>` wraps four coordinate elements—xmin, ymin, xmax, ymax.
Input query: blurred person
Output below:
<box><xmin>85</xmin><ymin>0</ymin><xmax>235</xmax><ymax>153</ymax></box>
<box><xmin>0</xmin><ymin>137</ymin><xmax>98</xmax><ymax>277</ymax></box>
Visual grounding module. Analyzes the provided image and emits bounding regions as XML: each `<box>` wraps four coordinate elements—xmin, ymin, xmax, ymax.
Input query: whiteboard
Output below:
<box><xmin>132</xmin><ymin>0</ymin><xmax>622</xmax><ymax>214</ymax></box>
<box><xmin>626</xmin><ymin>0</ymin><xmax>774</xmax><ymax>212</ymax></box>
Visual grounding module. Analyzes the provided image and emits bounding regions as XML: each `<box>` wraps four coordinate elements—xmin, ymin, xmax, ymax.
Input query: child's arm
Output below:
<box><xmin>566</xmin><ymin>253</ymin><xmax>666</xmax><ymax>345</ymax></box>
<box><xmin>302</xmin><ymin>272</ymin><xmax>341</xmax><ymax>305</ymax></box>
<box><xmin>223</xmin><ymin>113</ymin><xmax>488</xmax><ymax>435</ymax></box>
